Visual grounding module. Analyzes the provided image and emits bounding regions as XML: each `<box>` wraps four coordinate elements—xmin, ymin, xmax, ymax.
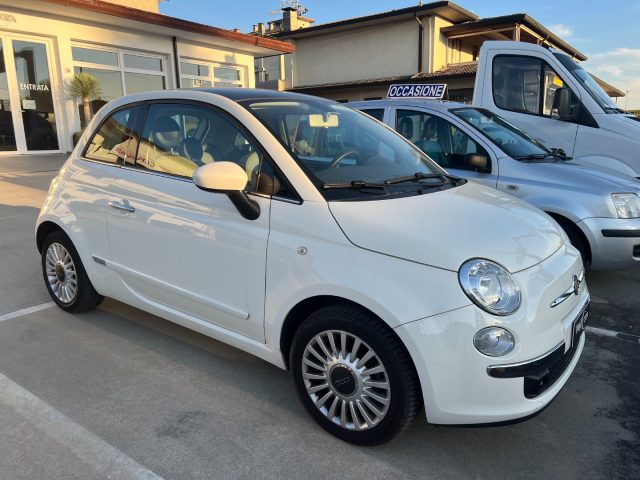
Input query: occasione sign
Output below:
<box><xmin>387</xmin><ymin>83</ymin><xmax>447</xmax><ymax>99</ymax></box>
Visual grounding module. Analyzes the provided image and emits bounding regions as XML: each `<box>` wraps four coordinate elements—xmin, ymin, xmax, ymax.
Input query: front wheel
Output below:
<box><xmin>41</xmin><ymin>230</ymin><xmax>103</xmax><ymax>313</ymax></box>
<box><xmin>290</xmin><ymin>303</ymin><xmax>421</xmax><ymax>445</ymax></box>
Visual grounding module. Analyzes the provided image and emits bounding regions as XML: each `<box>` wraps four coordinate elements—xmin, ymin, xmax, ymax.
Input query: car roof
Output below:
<box><xmin>347</xmin><ymin>99</ymin><xmax>469</xmax><ymax>112</ymax></box>
<box><xmin>191</xmin><ymin>87</ymin><xmax>327</xmax><ymax>104</ymax></box>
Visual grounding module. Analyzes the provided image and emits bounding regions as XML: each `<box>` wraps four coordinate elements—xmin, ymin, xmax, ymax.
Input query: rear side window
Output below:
<box><xmin>360</xmin><ymin>109</ymin><xmax>385</xmax><ymax>122</ymax></box>
<box><xmin>492</xmin><ymin>56</ymin><xmax>574</xmax><ymax>117</ymax></box>
<box><xmin>84</xmin><ymin>106</ymin><xmax>143</xmax><ymax>164</ymax></box>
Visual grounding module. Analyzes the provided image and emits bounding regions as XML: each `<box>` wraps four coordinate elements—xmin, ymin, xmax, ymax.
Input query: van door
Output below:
<box><xmin>391</xmin><ymin>107</ymin><xmax>498</xmax><ymax>189</ymax></box>
<box><xmin>474</xmin><ymin>45</ymin><xmax>584</xmax><ymax>156</ymax></box>
<box><xmin>106</xmin><ymin>102</ymin><xmax>273</xmax><ymax>342</ymax></box>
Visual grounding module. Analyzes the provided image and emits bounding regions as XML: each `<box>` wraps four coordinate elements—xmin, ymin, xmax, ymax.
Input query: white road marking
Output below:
<box><xmin>0</xmin><ymin>302</ymin><xmax>54</xmax><ymax>322</ymax></box>
<box><xmin>587</xmin><ymin>326</ymin><xmax>640</xmax><ymax>343</ymax></box>
<box><xmin>0</xmin><ymin>372</ymin><xmax>164</xmax><ymax>480</ymax></box>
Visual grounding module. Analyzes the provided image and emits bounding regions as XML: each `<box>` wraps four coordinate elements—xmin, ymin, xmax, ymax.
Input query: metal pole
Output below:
<box><xmin>625</xmin><ymin>91</ymin><xmax>629</xmax><ymax>110</ymax></box>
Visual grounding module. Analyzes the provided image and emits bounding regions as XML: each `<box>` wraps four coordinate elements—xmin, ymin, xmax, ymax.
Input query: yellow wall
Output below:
<box><xmin>101</xmin><ymin>0</ymin><xmax>160</xmax><ymax>13</ymax></box>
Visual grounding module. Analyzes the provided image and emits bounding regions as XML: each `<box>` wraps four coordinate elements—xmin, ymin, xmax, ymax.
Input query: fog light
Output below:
<box><xmin>473</xmin><ymin>327</ymin><xmax>515</xmax><ymax>357</ymax></box>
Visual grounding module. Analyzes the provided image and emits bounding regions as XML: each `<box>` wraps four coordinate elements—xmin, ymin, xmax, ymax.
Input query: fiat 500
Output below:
<box><xmin>36</xmin><ymin>89</ymin><xmax>589</xmax><ymax>444</ymax></box>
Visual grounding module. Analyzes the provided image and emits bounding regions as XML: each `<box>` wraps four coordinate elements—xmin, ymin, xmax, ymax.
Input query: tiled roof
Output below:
<box><xmin>412</xmin><ymin>62</ymin><xmax>478</xmax><ymax>79</ymax></box>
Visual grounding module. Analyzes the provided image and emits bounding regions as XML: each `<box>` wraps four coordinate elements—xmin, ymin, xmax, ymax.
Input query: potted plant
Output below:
<box><xmin>65</xmin><ymin>73</ymin><xmax>101</xmax><ymax>142</ymax></box>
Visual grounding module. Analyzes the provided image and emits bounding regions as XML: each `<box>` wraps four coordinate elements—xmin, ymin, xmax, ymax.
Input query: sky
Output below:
<box><xmin>160</xmin><ymin>0</ymin><xmax>640</xmax><ymax>109</ymax></box>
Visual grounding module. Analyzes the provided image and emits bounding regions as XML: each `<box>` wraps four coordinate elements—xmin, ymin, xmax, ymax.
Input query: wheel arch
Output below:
<box><xmin>279</xmin><ymin>295</ymin><xmax>414</xmax><ymax>371</ymax></box>
<box><xmin>545</xmin><ymin>211</ymin><xmax>592</xmax><ymax>263</ymax></box>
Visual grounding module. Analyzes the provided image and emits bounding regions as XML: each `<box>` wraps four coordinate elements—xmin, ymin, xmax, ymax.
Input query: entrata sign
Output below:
<box><xmin>387</xmin><ymin>83</ymin><xmax>447</xmax><ymax>99</ymax></box>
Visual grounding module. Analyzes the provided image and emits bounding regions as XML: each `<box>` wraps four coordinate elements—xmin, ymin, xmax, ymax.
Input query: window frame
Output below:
<box><xmin>393</xmin><ymin>107</ymin><xmax>493</xmax><ymax>173</ymax></box>
<box><xmin>81</xmin><ymin>102</ymin><xmax>146</xmax><ymax>167</ymax></box>
<box><xmin>71</xmin><ymin>43</ymin><xmax>168</xmax><ymax>98</ymax></box>
<box><xmin>491</xmin><ymin>54</ymin><xmax>585</xmax><ymax>123</ymax></box>
<box><xmin>179</xmin><ymin>58</ymin><xmax>245</xmax><ymax>89</ymax></box>
<box><xmin>83</xmin><ymin>99</ymin><xmax>300</xmax><ymax>202</ymax></box>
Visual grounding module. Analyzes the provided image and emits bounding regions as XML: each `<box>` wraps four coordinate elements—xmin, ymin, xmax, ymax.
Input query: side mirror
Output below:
<box><xmin>552</xmin><ymin>88</ymin><xmax>574</xmax><ymax>120</ymax></box>
<box><xmin>466</xmin><ymin>153</ymin><xmax>490</xmax><ymax>173</ymax></box>
<box><xmin>193</xmin><ymin>162</ymin><xmax>260</xmax><ymax>220</ymax></box>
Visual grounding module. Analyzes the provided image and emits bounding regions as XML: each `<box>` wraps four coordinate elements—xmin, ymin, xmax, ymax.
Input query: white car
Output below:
<box><xmin>37</xmin><ymin>89</ymin><xmax>589</xmax><ymax>445</ymax></box>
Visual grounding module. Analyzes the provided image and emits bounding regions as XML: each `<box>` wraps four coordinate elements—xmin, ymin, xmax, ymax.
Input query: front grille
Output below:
<box><xmin>523</xmin><ymin>338</ymin><xmax>580</xmax><ymax>398</ymax></box>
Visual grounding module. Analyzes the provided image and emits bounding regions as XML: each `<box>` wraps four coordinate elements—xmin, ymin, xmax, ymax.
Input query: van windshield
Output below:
<box><xmin>452</xmin><ymin>107</ymin><xmax>556</xmax><ymax>160</ymax></box>
<box><xmin>241</xmin><ymin>98</ymin><xmax>461</xmax><ymax>199</ymax></box>
<box><xmin>553</xmin><ymin>53</ymin><xmax>624</xmax><ymax>113</ymax></box>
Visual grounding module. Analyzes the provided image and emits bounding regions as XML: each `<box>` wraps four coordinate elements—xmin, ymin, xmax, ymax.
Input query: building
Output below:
<box><xmin>252</xmin><ymin>2</ymin><xmax>624</xmax><ymax>104</ymax></box>
<box><xmin>0</xmin><ymin>0</ymin><xmax>293</xmax><ymax>155</ymax></box>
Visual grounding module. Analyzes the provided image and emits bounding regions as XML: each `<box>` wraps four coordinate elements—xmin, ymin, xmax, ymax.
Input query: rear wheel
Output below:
<box><xmin>290</xmin><ymin>303</ymin><xmax>421</xmax><ymax>445</ymax></box>
<box><xmin>41</xmin><ymin>230</ymin><xmax>103</xmax><ymax>312</ymax></box>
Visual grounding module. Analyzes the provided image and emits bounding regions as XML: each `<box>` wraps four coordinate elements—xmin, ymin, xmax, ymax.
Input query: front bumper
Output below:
<box><xmin>395</xmin><ymin>244</ymin><xmax>588</xmax><ymax>425</ymax></box>
<box><xmin>578</xmin><ymin>217</ymin><xmax>640</xmax><ymax>269</ymax></box>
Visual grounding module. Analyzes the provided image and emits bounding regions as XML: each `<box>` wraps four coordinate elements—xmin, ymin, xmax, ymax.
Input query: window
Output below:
<box><xmin>136</xmin><ymin>103</ymin><xmax>278</xmax><ymax>195</ymax></box>
<box><xmin>72</xmin><ymin>44</ymin><xmax>167</xmax><ymax>117</ymax></box>
<box><xmin>492</xmin><ymin>56</ymin><xmax>575</xmax><ymax>118</ymax></box>
<box><xmin>447</xmin><ymin>88</ymin><xmax>474</xmax><ymax>103</ymax></box>
<box><xmin>396</xmin><ymin>109</ymin><xmax>490</xmax><ymax>171</ymax></box>
<box><xmin>360</xmin><ymin>109</ymin><xmax>385</xmax><ymax>122</ymax></box>
<box><xmin>180</xmin><ymin>61</ymin><xmax>244</xmax><ymax>89</ymax></box>
<box><xmin>84</xmin><ymin>105</ymin><xmax>143</xmax><ymax>164</ymax></box>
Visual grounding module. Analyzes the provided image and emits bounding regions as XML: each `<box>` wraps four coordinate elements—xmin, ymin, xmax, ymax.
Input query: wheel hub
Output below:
<box><xmin>329</xmin><ymin>364</ymin><xmax>358</xmax><ymax>397</ymax></box>
<box><xmin>54</xmin><ymin>262</ymin><xmax>66</xmax><ymax>282</ymax></box>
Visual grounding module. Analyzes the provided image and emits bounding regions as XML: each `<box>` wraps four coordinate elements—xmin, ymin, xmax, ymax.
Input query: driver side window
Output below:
<box><xmin>136</xmin><ymin>103</ymin><xmax>277</xmax><ymax>194</ymax></box>
<box><xmin>396</xmin><ymin>109</ymin><xmax>490</xmax><ymax>172</ymax></box>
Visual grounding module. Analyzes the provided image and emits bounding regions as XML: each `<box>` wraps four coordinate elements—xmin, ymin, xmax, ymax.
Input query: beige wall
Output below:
<box><xmin>292</xmin><ymin>20</ymin><xmax>420</xmax><ymax>86</ymax></box>
<box><xmin>101</xmin><ymin>0</ymin><xmax>160</xmax><ymax>13</ymax></box>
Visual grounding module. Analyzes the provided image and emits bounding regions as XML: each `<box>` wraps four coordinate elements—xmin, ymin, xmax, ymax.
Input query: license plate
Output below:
<box><xmin>571</xmin><ymin>303</ymin><xmax>590</xmax><ymax>347</ymax></box>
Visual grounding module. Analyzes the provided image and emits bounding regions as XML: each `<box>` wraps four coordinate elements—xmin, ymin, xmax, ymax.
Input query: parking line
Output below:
<box><xmin>0</xmin><ymin>302</ymin><xmax>55</xmax><ymax>322</ymax></box>
<box><xmin>0</xmin><ymin>372</ymin><xmax>164</xmax><ymax>480</ymax></box>
<box><xmin>587</xmin><ymin>326</ymin><xmax>640</xmax><ymax>344</ymax></box>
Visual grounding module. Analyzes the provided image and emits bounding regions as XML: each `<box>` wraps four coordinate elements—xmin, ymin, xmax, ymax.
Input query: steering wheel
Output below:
<box><xmin>328</xmin><ymin>149</ymin><xmax>361</xmax><ymax>169</ymax></box>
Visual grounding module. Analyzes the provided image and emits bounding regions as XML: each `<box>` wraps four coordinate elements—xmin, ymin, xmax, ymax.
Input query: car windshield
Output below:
<box><xmin>553</xmin><ymin>53</ymin><xmax>623</xmax><ymax>113</ymax></box>
<box><xmin>240</xmin><ymin>98</ymin><xmax>457</xmax><ymax>199</ymax></box>
<box><xmin>451</xmin><ymin>107</ymin><xmax>555</xmax><ymax>160</ymax></box>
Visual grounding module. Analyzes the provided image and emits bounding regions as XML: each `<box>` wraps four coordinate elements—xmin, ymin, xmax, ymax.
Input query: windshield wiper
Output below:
<box><xmin>603</xmin><ymin>106</ymin><xmax>626</xmax><ymax>114</ymax></box>
<box><xmin>383</xmin><ymin>172</ymin><xmax>459</xmax><ymax>185</ymax></box>
<box><xmin>322</xmin><ymin>180</ymin><xmax>387</xmax><ymax>190</ymax></box>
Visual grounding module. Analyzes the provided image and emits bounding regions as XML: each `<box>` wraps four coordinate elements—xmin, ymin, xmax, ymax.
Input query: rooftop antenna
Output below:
<box><xmin>269</xmin><ymin>0</ymin><xmax>308</xmax><ymax>16</ymax></box>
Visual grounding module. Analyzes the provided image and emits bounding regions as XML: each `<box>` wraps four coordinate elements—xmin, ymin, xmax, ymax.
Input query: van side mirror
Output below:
<box><xmin>466</xmin><ymin>154</ymin><xmax>490</xmax><ymax>173</ymax></box>
<box><xmin>552</xmin><ymin>88</ymin><xmax>574</xmax><ymax>120</ymax></box>
<box><xmin>193</xmin><ymin>162</ymin><xmax>260</xmax><ymax>220</ymax></box>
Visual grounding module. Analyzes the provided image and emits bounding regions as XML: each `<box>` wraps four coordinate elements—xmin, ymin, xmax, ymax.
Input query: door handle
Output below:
<box><xmin>108</xmin><ymin>201</ymin><xmax>135</xmax><ymax>213</ymax></box>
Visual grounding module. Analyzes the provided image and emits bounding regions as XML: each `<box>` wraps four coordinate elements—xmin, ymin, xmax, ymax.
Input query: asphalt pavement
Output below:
<box><xmin>0</xmin><ymin>154</ymin><xmax>638</xmax><ymax>480</ymax></box>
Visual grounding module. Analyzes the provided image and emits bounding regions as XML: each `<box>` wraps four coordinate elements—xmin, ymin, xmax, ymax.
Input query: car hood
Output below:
<box><xmin>329</xmin><ymin>182</ymin><xmax>564</xmax><ymax>273</ymax></box>
<box><xmin>505</xmin><ymin>159</ymin><xmax>640</xmax><ymax>193</ymax></box>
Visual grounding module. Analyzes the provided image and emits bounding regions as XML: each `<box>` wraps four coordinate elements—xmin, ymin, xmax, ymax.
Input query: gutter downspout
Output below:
<box><xmin>172</xmin><ymin>36</ymin><xmax>181</xmax><ymax>88</ymax></box>
<box><xmin>415</xmin><ymin>14</ymin><xmax>423</xmax><ymax>73</ymax></box>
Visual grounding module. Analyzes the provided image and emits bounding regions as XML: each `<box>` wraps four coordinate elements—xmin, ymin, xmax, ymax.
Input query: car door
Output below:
<box><xmin>391</xmin><ymin>107</ymin><xmax>499</xmax><ymax>188</ymax></box>
<box><xmin>106</xmin><ymin>101</ymin><xmax>273</xmax><ymax>342</ymax></box>
<box><xmin>483</xmin><ymin>53</ymin><xmax>581</xmax><ymax>156</ymax></box>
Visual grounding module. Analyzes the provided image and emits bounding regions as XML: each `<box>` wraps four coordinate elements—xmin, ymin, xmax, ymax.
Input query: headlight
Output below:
<box><xmin>459</xmin><ymin>259</ymin><xmax>521</xmax><ymax>316</ymax></box>
<box><xmin>612</xmin><ymin>193</ymin><xmax>640</xmax><ymax>218</ymax></box>
<box><xmin>473</xmin><ymin>327</ymin><xmax>515</xmax><ymax>357</ymax></box>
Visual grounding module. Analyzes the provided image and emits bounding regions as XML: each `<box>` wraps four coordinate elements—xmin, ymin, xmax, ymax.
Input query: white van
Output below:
<box><xmin>473</xmin><ymin>41</ymin><xmax>640</xmax><ymax>177</ymax></box>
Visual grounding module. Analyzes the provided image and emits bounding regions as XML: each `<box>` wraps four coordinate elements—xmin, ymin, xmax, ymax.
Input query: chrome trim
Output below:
<box><xmin>92</xmin><ymin>255</ymin><xmax>106</xmax><ymax>266</ymax></box>
<box><xmin>550</xmin><ymin>269</ymin><xmax>584</xmax><ymax>308</ymax></box>
<box><xmin>486</xmin><ymin>340</ymin><xmax>565</xmax><ymax>376</ymax></box>
<box><xmin>108</xmin><ymin>201</ymin><xmax>136</xmax><ymax>213</ymax></box>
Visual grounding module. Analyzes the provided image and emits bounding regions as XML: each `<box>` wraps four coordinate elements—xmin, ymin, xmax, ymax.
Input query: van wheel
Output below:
<box><xmin>41</xmin><ymin>231</ymin><xmax>103</xmax><ymax>313</ymax></box>
<box><xmin>290</xmin><ymin>303</ymin><xmax>421</xmax><ymax>445</ymax></box>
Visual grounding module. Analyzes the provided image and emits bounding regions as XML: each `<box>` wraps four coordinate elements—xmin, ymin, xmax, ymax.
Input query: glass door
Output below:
<box><xmin>12</xmin><ymin>39</ymin><xmax>59</xmax><ymax>151</ymax></box>
<box><xmin>0</xmin><ymin>39</ymin><xmax>17</xmax><ymax>151</ymax></box>
<box><xmin>0</xmin><ymin>35</ymin><xmax>61</xmax><ymax>154</ymax></box>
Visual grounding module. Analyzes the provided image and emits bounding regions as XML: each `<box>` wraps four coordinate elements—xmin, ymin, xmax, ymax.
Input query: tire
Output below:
<box><xmin>551</xmin><ymin>215</ymin><xmax>590</xmax><ymax>265</ymax></box>
<box><xmin>290</xmin><ymin>303</ymin><xmax>421</xmax><ymax>445</ymax></box>
<box><xmin>41</xmin><ymin>230</ymin><xmax>103</xmax><ymax>313</ymax></box>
